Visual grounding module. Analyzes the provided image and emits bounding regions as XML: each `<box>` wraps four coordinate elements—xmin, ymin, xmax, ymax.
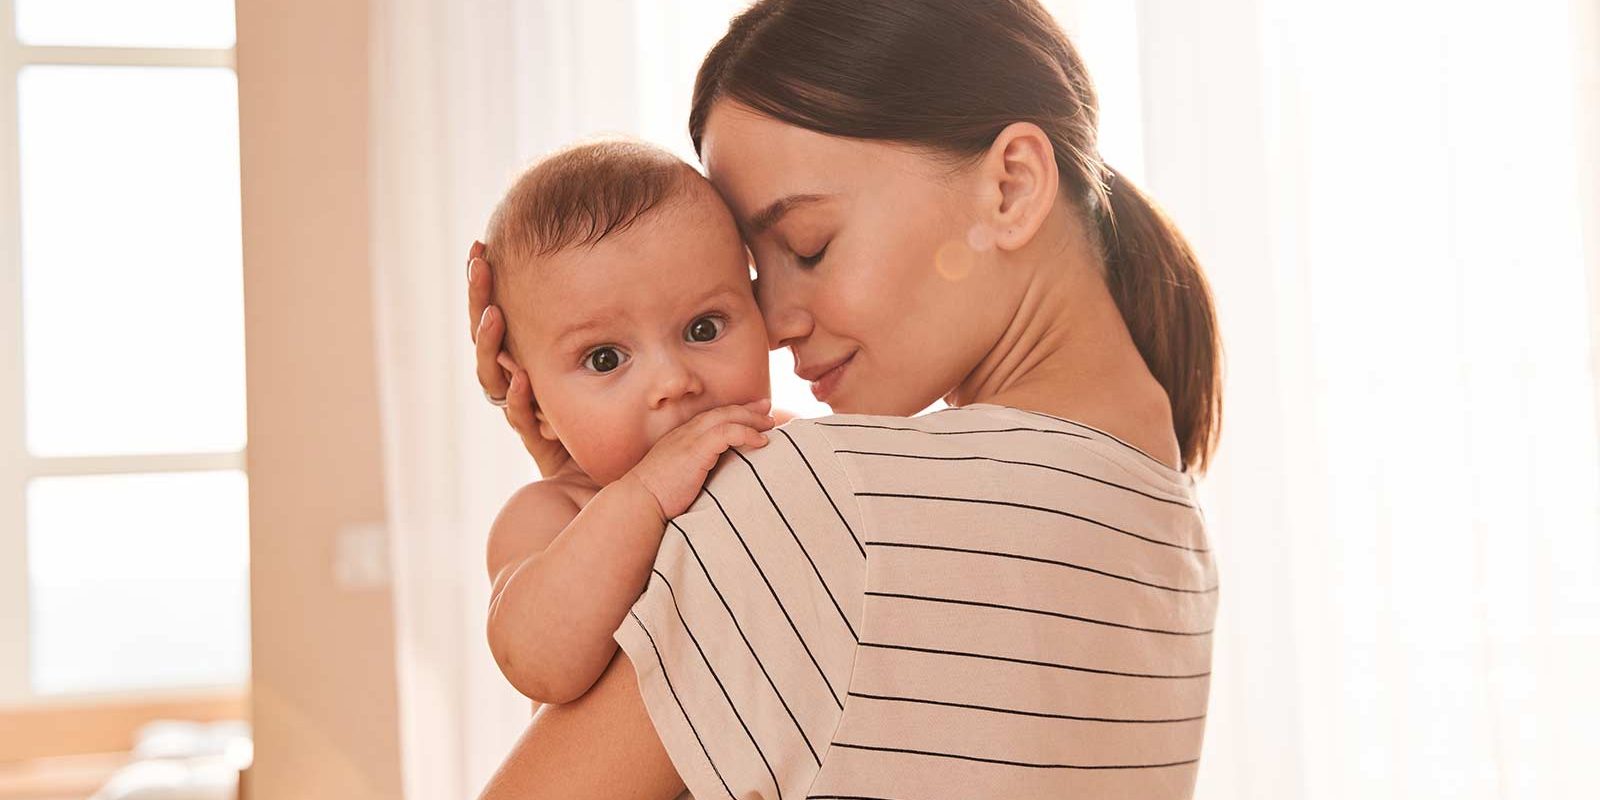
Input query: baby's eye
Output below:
<box><xmin>582</xmin><ymin>346</ymin><xmax>626</xmax><ymax>373</ymax></box>
<box><xmin>685</xmin><ymin>315</ymin><xmax>725</xmax><ymax>343</ymax></box>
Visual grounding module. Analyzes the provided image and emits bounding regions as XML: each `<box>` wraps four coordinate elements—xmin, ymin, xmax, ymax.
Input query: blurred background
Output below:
<box><xmin>0</xmin><ymin>1</ymin><xmax>1595</xmax><ymax>798</ymax></box>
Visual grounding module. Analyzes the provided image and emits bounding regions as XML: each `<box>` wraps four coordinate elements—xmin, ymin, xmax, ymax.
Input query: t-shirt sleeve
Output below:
<box><xmin>613</xmin><ymin>419</ymin><xmax>866</xmax><ymax>800</ymax></box>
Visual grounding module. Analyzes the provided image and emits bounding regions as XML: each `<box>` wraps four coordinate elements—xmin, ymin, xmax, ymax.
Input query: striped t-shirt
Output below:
<box><xmin>612</xmin><ymin>403</ymin><xmax>1217</xmax><ymax>800</ymax></box>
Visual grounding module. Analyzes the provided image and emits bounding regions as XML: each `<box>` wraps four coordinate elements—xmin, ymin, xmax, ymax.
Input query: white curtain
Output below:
<box><xmin>1138</xmin><ymin>1</ymin><xmax>1600</xmax><ymax>797</ymax></box>
<box><xmin>369</xmin><ymin>1</ymin><xmax>1600</xmax><ymax>798</ymax></box>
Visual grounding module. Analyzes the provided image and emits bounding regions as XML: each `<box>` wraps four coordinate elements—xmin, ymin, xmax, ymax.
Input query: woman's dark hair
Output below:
<box><xmin>690</xmin><ymin>0</ymin><xmax>1223</xmax><ymax>472</ymax></box>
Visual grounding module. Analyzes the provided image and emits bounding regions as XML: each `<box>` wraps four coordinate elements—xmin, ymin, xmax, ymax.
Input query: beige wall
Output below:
<box><xmin>237</xmin><ymin>0</ymin><xmax>402</xmax><ymax>798</ymax></box>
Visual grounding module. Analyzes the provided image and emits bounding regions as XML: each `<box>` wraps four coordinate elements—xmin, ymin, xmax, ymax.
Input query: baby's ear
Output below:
<box><xmin>533</xmin><ymin>406</ymin><xmax>560</xmax><ymax>442</ymax></box>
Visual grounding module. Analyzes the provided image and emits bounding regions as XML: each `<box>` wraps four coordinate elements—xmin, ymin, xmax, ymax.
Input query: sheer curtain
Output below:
<box><xmin>370</xmin><ymin>1</ymin><xmax>1600</xmax><ymax>798</ymax></box>
<box><xmin>1138</xmin><ymin>1</ymin><xmax>1600</xmax><ymax>797</ymax></box>
<box><xmin>370</xmin><ymin>3</ymin><xmax>782</xmax><ymax>798</ymax></box>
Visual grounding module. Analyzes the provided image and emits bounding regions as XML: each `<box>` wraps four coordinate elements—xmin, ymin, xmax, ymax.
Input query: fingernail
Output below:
<box><xmin>468</xmin><ymin>257</ymin><xmax>480</xmax><ymax>282</ymax></box>
<box><xmin>479</xmin><ymin>306</ymin><xmax>493</xmax><ymax>330</ymax></box>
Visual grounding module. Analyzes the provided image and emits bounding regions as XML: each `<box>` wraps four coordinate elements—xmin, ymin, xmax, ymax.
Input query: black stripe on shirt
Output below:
<box><xmin>864</xmin><ymin>591</ymin><xmax>1215</xmax><ymax>637</ymax></box>
<box><xmin>670</xmin><ymin>521</ymin><xmax>823</xmax><ymax>765</ymax></box>
<box><xmin>831</xmin><ymin>741</ymin><xmax>1200</xmax><ymax>771</ymax></box>
<box><xmin>846</xmin><ymin>691</ymin><xmax>1207</xmax><ymax>724</ymax></box>
<box><xmin>1002</xmin><ymin>406</ymin><xmax>1183</xmax><ymax>472</ymax></box>
<box><xmin>649</xmin><ymin>570</ymin><xmax>783</xmax><ymax>800</ymax></box>
<box><xmin>816</xmin><ymin>421</ymin><xmax>1094</xmax><ymax>444</ymax></box>
<box><xmin>705</xmin><ymin>488</ymin><xmax>846</xmax><ymax>709</ymax></box>
<box><xmin>860</xmin><ymin>641</ymin><xmax>1212</xmax><ymax>680</ymax></box>
<box><xmin>627</xmin><ymin>611</ymin><xmax>735</xmax><ymax>799</ymax></box>
<box><xmin>777</xmin><ymin>428</ymin><xmax>866</xmax><ymax>558</ymax></box>
<box><xmin>863</xmin><ymin>541</ymin><xmax>1218</xmax><ymax>595</ymax></box>
<box><xmin>732</xmin><ymin>449</ymin><xmax>860</xmax><ymax>641</ymax></box>
<box><xmin>855</xmin><ymin>492</ymin><xmax>1210</xmax><ymax>554</ymax></box>
<box><xmin>808</xmin><ymin>796</ymin><xmax>905</xmax><ymax>800</ymax></box>
<box><xmin>834</xmin><ymin>448</ymin><xmax>1195</xmax><ymax>508</ymax></box>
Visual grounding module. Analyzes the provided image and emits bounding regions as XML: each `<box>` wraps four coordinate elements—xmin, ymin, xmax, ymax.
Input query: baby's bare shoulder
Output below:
<box><xmin>486</xmin><ymin>478</ymin><xmax>587</xmax><ymax>583</ymax></box>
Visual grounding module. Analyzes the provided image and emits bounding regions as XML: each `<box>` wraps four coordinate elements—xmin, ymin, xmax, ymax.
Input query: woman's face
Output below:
<box><xmin>700</xmin><ymin>101</ymin><xmax>1027</xmax><ymax>416</ymax></box>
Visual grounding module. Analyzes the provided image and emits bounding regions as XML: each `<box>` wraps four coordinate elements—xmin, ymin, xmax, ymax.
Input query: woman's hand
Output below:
<box><xmin>468</xmin><ymin>241</ymin><xmax>578</xmax><ymax>479</ymax></box>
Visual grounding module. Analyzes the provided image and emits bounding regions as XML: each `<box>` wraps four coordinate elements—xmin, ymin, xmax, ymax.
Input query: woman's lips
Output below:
<box><xmin>809</xmin><ymin>352</ymin><xmax>856</xmax><ymax>403</ymax></box>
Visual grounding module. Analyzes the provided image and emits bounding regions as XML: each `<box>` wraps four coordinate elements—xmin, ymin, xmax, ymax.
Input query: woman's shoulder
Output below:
<box><xmin>790</xmin><ymin>403</ymin><xmax>1192</xmax><ymax>494</ymax></box>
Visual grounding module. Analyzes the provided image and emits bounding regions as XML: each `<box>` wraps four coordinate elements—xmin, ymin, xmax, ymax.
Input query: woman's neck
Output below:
<box><xmin>945</xmin><ymin>218</ymin><xmax>1182</xmax><ymax>469</ymax></box>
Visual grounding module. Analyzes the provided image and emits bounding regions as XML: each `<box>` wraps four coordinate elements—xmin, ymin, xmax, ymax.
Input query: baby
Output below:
<box><xmin>480</xmin><ymin>140</ymin><xmax>780</xmax><ymax>705</ymax></box>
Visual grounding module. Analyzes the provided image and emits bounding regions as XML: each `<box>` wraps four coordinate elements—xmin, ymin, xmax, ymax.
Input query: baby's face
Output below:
<box><xmin>511</xmin><ymin>182</ymin><xmax>771</xmax><ymax>485</ymax></box>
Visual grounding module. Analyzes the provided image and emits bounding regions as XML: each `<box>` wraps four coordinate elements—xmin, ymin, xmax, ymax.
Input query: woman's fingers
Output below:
<box><xmin>505</xmin><ymin>367</ymin><xmax>540</xmax><ymax>438</ymax></box>
<box><xmin>468</xmin><ymin>241</ymin><xmax>491</xmax><ymax>343</ymax></box>
<box><xmin>476</xmin><ymin>306</ymin><xmax>511</xmax><ymax>399</ymax></box>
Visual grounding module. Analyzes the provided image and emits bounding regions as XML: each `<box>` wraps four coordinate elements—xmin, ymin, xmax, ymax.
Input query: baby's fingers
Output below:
<box><xmin>716</xmin><ymin>422</ymin><xmax>769</xmax><ymax>449</ymax></box>
<box><xmin>693</xmin><ymin>403</ymin><xmax>777</xmax><ymax>436</ymax></box>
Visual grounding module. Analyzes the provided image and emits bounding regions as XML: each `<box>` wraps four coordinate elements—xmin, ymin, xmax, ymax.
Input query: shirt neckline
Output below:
<box><xmin>958</xmin><ymin>402</ymin><xmax>1193</xmax><ymax>485</ymax></box>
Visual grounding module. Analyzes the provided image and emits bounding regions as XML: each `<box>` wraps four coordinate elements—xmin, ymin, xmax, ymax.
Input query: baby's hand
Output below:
<box><xmin>629</xmin><ymin>399</ymin><xmax>776</xmax><ymax>521</ymax></box>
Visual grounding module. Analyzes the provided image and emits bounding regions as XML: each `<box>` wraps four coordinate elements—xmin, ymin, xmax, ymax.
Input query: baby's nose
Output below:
<box><xmin>648</xmin><ymin>357</ymin><xmax>703</xmax><ymax>409</ymax></box>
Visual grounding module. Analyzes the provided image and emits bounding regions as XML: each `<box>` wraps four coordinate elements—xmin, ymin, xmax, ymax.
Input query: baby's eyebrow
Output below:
<box><xmin>746</xmin><ymin>193</ymin><xmax>829</xmax><ymax>236</ymax></box>
<box><xmin>554</xmin><ymin>318</ymin><xmax>611</xmax><ymax>350</ymax></box>
<box><xmin>552</xmin><ymin>285</ymin><xmax>739</xmax><ymax>351</ymax></box>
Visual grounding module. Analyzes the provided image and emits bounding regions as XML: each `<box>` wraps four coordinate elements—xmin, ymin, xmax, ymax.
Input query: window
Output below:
<box><xmin>0</xmin><ymin>0</ymin><xmax>249</xmax><ymax>705</ymax></box>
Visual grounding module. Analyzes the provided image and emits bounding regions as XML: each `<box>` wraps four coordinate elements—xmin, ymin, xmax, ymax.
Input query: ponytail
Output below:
<box><xmin>1096</xmin><ymin>167</ymin><xmax>1222</xmax><ymax>473</ymax></box>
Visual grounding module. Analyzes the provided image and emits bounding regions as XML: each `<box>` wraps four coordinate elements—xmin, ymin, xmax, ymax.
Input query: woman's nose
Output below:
<box><xmin>648</xmin><ymin>355</ymin><xmax>703</xmax><ymax>409</ymax></box>
<box><xmin>755</xmin><ymin>270</ymin><xmax>814</xmax><ymax>351</ymax></box>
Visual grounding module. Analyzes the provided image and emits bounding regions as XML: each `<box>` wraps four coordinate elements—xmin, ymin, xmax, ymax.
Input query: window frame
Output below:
<box><xmin>0</xmin><ymin>0</ymin><xmax>246</xmax><ymax>710</ymax></box>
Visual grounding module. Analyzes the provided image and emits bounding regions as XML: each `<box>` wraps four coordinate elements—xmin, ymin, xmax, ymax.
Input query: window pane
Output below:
<box><xmin>15</xmin><ymin>0</ymin><xmax>236</xmax><ymax>49</ymax></box>
<box><xmin>19</xmin><ymin>66</ymin><xmax>246</xmax><ymax>457</ymax></box>
<box><xmin>27</xmin><ymin>471</ymin><xmax>250</xmax><ymax>695</ymax></box>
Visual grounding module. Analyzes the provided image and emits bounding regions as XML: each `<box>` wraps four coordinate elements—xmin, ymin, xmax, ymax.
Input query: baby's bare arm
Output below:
<box><xmin>486</xmin><ymin>475</ymin><xmax>666</xmax><ymax>705</ymax></box>
<box><xmin>486</xmin><ymin>401</ymin><xmax>773</xmax><ymax>704</ymax></box>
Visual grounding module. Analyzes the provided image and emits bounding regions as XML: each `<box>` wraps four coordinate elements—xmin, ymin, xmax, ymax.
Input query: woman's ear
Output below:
<box><xmin>973</xmin><ymin>122</ymin><xmax>1060</xmax><ymax>252</ymax></box>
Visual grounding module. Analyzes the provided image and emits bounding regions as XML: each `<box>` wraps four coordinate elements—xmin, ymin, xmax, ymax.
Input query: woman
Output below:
<box><xmin>470</xmin><ymin>1</ymin><xmax>1221</xmax><ymax>797</ymax></box>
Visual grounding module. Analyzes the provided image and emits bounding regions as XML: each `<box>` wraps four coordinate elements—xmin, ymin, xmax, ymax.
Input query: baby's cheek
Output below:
<box><xmin>572</xmin><ymin>418</ymin><xmax>653</xmax><ymax>484</ymax></box>
<box><xmin>732</xmin><ymin>329</ymin><xmax>774</xmax><ymax>398</ymax></box>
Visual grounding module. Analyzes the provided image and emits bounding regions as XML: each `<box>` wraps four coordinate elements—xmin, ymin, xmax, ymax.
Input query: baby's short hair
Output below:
<box><xmin>485</xmin><ymin>139</ymin><xmax>698</xmax><ymax>278</ymax></box>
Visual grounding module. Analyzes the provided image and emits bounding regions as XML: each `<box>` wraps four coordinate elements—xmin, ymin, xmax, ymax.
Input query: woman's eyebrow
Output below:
<box><xmin>746</xmin><ymin>193</ymin><xmax>829</xmax><ymax>235</ymax></box>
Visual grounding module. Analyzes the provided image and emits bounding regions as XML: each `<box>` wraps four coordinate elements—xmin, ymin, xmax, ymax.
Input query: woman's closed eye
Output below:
<box><xmin>796</xmin><ymin>243</ymin><xmax>829</xmax><ymax>269</ymax></box>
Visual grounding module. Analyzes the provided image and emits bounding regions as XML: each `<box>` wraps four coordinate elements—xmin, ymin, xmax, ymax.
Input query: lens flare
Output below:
<box><xmin>935</xmin><ymin>239</ymin><xmax>976</xmax><ymax>281</ymax></box>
